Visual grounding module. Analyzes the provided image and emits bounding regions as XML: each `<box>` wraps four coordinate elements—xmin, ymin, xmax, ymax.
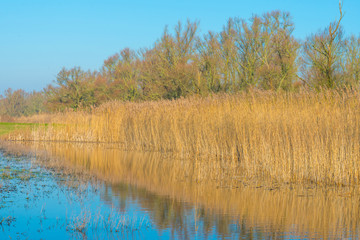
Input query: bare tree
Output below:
<box><xmin>219</xmin><ymin>18</ymin><xmax>238</xmax><ymax>92</ymax></box>
<box><xmin>140</xmin><ymin>20</ymin><xmax>199</xmax><ymax>99</ymax></box>
<box><xmin>45</xmin><ymin>67</ymin><xmax>97</xmax><ymax>110</ymax></box>
<box><xmin>1</xmin><ymin>88</ymin><xmax>28</xmax><ymax>117</ymax></box>
<box><xmin>234</xmin><ymin>16</ymin><xmax>263</xmax><ymax>89</ymax></box>
<box><xmin>196</xmin><ymin>31</ymin><xmax>222</xmax><ymax>93</ymax></box>
<box><xmin>302</xmin><ymin>1</ymin><xmax>345</xmax><ymax>89</ymax></box>
<box><xmin>257</xmin><ymin>11</ymin><xmax>299</xmax><ymax>90</ymax></box>
<box><xmin>101</xmin><ymin>48</ymin><xmax>140</xmax><ymax>101</ymax></box>
<box><xmin>343</xmin><ymin>35</ymin><xmax>360</xmax><ymax>87</ymax></box>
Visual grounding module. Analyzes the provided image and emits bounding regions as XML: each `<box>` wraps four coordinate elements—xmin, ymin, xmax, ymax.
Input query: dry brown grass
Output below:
<box><xmin>4</xmin><ymin>90</ymin><xmax>360</xmax><ymax>186</ymax></box>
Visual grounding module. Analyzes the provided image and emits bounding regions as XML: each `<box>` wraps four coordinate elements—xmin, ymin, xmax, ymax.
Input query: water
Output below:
<box><xmin>0</xmin><ymin>142</ymin><xmax>359</xmax><ymax>239</ymax></box>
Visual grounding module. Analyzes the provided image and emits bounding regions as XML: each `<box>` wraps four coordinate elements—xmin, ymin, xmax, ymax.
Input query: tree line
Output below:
<box><xmin>1</xmin><ymin>5</ymin><xmax>360</xmax><ymax>117</ymax></box>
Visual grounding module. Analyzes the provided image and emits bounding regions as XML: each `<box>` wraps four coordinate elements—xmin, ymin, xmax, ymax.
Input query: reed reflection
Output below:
<box><xmin>19</xmin><ymin>142</ymin><xmax>360</xmax><ymax>239</ymax></box>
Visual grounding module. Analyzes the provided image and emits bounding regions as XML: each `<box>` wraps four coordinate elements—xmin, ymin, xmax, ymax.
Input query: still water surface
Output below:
<box><xmin>0</xmin><ymin>142</ymin><xmax>359</xmax><ymax>239</ymax></box>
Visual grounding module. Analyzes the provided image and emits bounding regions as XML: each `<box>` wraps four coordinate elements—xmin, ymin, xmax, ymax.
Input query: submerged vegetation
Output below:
<box><xmin>3</xmin><ymin>141</ymin><xmax>360</xmax><ymax>239</ymax></box>
<box><xmin>0</xmin><ymin>146</ymin><xmax>151</xmax><ymax>239</ymax></box>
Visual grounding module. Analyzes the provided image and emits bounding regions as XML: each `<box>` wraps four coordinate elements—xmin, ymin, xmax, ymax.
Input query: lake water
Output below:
<box><xmin>0</xmin><ymin>142</ymin><xmax>359</xmax><ymax>239</ymax></box>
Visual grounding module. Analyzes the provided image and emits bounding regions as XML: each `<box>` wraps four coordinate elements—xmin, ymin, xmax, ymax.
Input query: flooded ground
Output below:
<box><xmin>1</xmin><ymin>141</ymin><xmax>360</xmax><ymax>239</ymax></box>
<box><xmin>0</xmin><ymin>151</ymin><xmax>152</xmax><ymax>239</ymax></box>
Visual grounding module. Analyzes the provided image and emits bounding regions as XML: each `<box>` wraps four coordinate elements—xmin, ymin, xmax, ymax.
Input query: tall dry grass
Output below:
<box><xmin>5</xmin><ymin>90</ymin><xmax>360</xmax><ymax>186</ymax></box>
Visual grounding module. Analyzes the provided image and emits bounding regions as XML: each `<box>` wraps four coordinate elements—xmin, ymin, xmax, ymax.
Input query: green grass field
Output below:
<box><xmin>0</xmin><ymin>122</ymin><xmax>46</xmax><ymax>136</ymax></box>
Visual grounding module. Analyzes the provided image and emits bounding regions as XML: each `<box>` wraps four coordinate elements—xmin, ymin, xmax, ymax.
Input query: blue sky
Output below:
<box><xmin>0</xmin><ymin>0</ymin><xmax>359</xmax><ymax>92</ymax></box>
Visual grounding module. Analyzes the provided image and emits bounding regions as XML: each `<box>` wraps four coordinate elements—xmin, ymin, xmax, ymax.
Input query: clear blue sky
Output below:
<box><xmin>0</xmin><ymin>0</ymin><xmax>359</xmax><ymax>92</ymax></box>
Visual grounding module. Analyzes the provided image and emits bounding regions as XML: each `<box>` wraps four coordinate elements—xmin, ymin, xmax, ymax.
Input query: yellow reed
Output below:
<box><xmin>4</xmin><ymin>90</ymin><xmax>360</xmax><ymax>186</ymax></box>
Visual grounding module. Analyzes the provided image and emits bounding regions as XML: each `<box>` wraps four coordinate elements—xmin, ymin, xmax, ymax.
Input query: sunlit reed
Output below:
<box><xmin>5</xmin><ymin>90</ymin><xmax>360</xmax><ymax>186</ymax></box>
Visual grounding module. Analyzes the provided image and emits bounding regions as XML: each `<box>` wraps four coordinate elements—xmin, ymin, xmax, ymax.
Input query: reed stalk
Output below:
<box><xmin>4</xmin><ymin>90</ymin><xmax>360</xmax><ymax>186</ymax></box>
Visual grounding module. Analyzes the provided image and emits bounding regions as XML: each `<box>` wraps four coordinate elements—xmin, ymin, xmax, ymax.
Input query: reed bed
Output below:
<box><xmin>5</xmin><ymin>90</ymin><xmax>360</xmax><ymax>186</ymax></box>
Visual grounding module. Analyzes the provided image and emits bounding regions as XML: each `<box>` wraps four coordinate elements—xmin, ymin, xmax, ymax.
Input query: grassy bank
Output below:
<box><xmin>4</xmin><ymin>90</ymin><xmax>360</xmax><ymax>186</ymax></box>
<box><xmin>0</xmin><ymin>122</ymin><xmax>42</xmax><ymax>137</ymax></box>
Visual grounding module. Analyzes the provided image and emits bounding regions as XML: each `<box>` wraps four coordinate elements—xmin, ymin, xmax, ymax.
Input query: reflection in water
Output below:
<box><xmin>10</xmin><ymin>142</ymin><xmax>360</xmax><ymax>239</ymax></box>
